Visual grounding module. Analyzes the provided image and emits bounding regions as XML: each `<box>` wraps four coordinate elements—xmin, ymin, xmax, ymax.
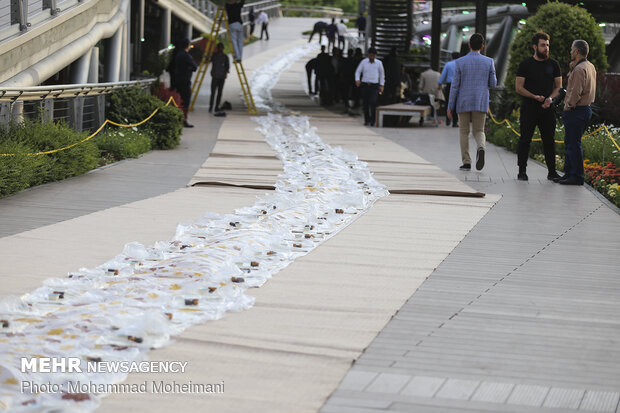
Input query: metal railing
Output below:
<box><xmin>0</xmin><ymin>79</ymin><xmax>156</xmax><ymax>132</ymax></box>
<box><xmin>279</xmin><ymin>5</ymin><xmax>343</xmax><ymax>17</ymax></box>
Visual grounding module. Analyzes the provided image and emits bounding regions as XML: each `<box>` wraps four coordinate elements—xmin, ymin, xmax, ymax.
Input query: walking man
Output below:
<box><xmin>355</xmin><ymin>47</ymin><xmax>385</xmax><ymax>126</ymax></box>
<box><xmin>438</xmin><ymin>52</ymin><xmax>460</xmax><ymax>127</ymax></box>
<box><xmin>209</xmin><ymin>42</ymin><xmax>229</xmax><ymax>113</ymax></box>
<box><xmin>559</xmin><ymin>40</ymin><xmax>596</xmax><ymax>185</ymax></box>
<box><xmin>515</xmin><ymin>31</ymin><xmax>562</xmax><ymax>181</ymax></box>
<box><xmin>447</xmin><ymin>33</ymin><xmax>497</xmax><ymax>171</ymax></box>
<box><xmin>175</xmin><ymin>38</ymin><xmax>198</xmax><ymax>128</ymax></box>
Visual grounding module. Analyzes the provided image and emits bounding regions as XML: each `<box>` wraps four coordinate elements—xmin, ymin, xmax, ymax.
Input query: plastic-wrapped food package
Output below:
<box><xmin>0</xmin><ymin>45</ymin><xmax>387</xmax><ymax>412</ymax></box>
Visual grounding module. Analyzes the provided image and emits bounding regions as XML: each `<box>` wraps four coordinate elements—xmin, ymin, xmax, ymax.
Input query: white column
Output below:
<box><xmin>186</xmin><ymin>23</ymin><xmax>193</xmax><ymax>41</ymax></box>
<box><xmin>70</xmin><ymin>49</ymin><xmax>92</xmax><ymax>84</ymax></box>
<box><xmin>162</xmin><ymin>8</ymin><xmax>171</xmax><ymax>49</ymax></box>
<box><xmin>88</xmin><ymin>47</ymin><xmax>99</xmax><ymax>83</ymax></box>
<box><xmin>120</xmin><ymin>20</ymin><xmax>129</xmax><ymax>80</ymax></box>
<box><xmin>104</xmin><ymin>28</ymin><xmax>122</xmax><ymax>82</ymax></box>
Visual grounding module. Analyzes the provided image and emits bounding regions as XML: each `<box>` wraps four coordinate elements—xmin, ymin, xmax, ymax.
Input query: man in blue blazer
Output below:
<box><xmin>447</xmin><ymin>33</ymin><xmax>497</xmax><ymax>171</ymax></box>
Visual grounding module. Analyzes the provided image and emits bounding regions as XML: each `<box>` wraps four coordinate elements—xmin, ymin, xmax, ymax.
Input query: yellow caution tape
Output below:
<box><xmin>0</xmin><ymin>97</ymin><xmax>180</xmax><ymax>157</ymax></box>
<box><xmin>488</xmin><ymin>109</ymin><xmax>619</xmax><ymax>149</ymax></box>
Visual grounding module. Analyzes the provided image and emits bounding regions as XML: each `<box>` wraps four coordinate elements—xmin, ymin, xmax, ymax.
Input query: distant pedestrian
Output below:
<box><xmin>225</xmin><ymin>0</ymin><xmax>244</xmax><ymax>62</ymax></box>
<box><xmin>175</xmin><ymin>38</ymin><xmax>198</xmax><ymax>128</ymax></box>
<box><xmin>209</xmin><ymin>42</ymin><xmax>229</xmax><ymax>113</ymax></box>
<box><xmin>337</xmin><ymin>19</ymin><xmax>347</xmax><ymax>50</ymax></box>
<box><xmin>248</xmin><ymin>8</ymin><xmax>256</xmax><ymax>37</ymax></box>
<box><xmin>356</xmin><ymin>14</ymin><xmax>366</xmax><ymax>38</ymax></box>
<box><xmin>416</xmin><ymin>65</ymin><xmax>442</xmax><ymax>117</ymax></box>
<box><xmin>447</xmin><ymin>33</ymin><xmax>497</xmax><ymax>171</ymax></box>
<box><xmin>305</xmin><ymin>57</ymin><xmax>318</xmax><ymax>95</ymax></box>
<box><xmin>316</xmin><ymin>45</ymin><xmax>333</xmax><ymax>105</ymax></box>
<box><xmin>355</xmin><ymin>47</ymin><xmax>385</xmax><ymax>126</ymax></box>
<box><xmin>326</xmin><ymin>18</ymin><xmax>337</xmax><ymax>52</ymax></box>
<box><xmin>559</xmin><ymin>39</ymin><xmax>596</xmax><ymax>185</ymax></box>
<box><xmin>309</xmin><ymin>21</ymin><xmax>327</xmax><ymax>43</ymax></box>
<box><xmin>515</xmin><ymin>31</ymin><xmax>562</xmax><ymax>181</ymax></box>
<box><xmin>382</xmin><ymin>47</ymin><xmax>401</xmax><ymax>105</ymax></box>
<box><xmin>439</xmin><ymin>52</ymin><xmax>460</xmax><ymax>127</ymax></box>
<box><xmin>351</xmin><ymin>48</ymin><xmax>364</xmax><ymax>108</ymax></box>
<box><xmin>257</xmin><ymin>10</ymin><xmax>269</xmax><ymax>40</ymax></box>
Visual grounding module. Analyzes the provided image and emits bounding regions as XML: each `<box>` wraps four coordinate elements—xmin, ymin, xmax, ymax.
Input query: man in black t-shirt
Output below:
<box><xmin>515</xmin><ymin>31</ymin><xmax>562</xmax><ymax>181</ymax></box>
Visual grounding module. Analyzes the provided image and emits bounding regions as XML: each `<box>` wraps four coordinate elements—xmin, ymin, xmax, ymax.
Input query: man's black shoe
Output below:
<box><xmin>552</xmin><ymin>174</ymin><xmax>564</xmax><ymax>183</ymax></box>
<box><xmin>559</xmin><ymin>177</ymin><xmax>583</xmax><ymax>185</ymax></box>
<box><xmin>547</xmin><ymin>172</ymin><xmax>562</xmax><ymax>181</ymax></box>
<box><xmin>517</xmin><ymin>173</ymin><xmax>528</xmax><ymax>181</ymax></box>
<box><xmin>459</xmin><ymin>164</ymin><xmax>471</xmax><ymax>170</ymax></box>
<box><xmin>183</xmin><ymin>121</ymin><xmax>194</xmax><ymax>128</ymax></box>
<box><xmin>475</xmin><ymin>147</ymin><xmax>485</xmax><ymax>170</ymax></box>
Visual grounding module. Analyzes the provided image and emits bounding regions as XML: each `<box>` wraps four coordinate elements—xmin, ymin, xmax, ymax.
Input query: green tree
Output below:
<box><xmin>505</xmin><ymin>2</ymin><xmax>608</xmax><ymax>103</ymax></box>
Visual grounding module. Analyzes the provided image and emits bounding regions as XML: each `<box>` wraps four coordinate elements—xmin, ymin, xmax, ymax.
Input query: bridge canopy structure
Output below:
<box><xmin>0</xmin><ymin>0</ymin><xmax>280</xmax><ymax>87</ymax></box>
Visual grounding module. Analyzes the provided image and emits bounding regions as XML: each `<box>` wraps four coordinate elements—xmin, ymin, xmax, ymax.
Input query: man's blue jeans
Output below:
<box><xmin>561</xmin><ymin>106</ymin><xmax>591</xmax><ymax>183</ymax></box>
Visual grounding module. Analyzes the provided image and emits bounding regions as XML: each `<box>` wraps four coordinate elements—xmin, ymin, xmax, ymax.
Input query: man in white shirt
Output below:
<box><xmin>337</xmin><ymin>20</ymin><xmax>347</xmax><ymax>50</ymax></box>
<box><xmin>355</xmin><ymin>47</ymin><xmax>385</xmax><ymax>126</ymax></box>
<box><xmin>256</xmin><ymin>10</ymin><xmax>269</xmax><ymax>40</ymax></box>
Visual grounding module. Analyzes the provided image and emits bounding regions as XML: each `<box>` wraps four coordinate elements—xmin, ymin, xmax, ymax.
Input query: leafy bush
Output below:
<box><xmin>0</xmin><ymin>118</ymin><xmax>99</xmax><ymax>196</ymax></box>
<box><xmin>6</xmin><ymin>119</ymin><xmax>99</xmax><ymax>184</ymax></box>
<box><xmin>0</xmin><ymin>140</ymin><xmax>45</xmax><ymax>196</ymax></box>
<box><xmin>154</xmin><ymin>84</ymin><xmax>183</xmax><ymax>109</ymax></box>
<box><xmin>505</xmin><ymin>2</ymin><xmax>608</xmax><ymax>105</ymax></box>
<box><xmin>96</xmin><ymin>128</ymin><xmax>151</xmax><ymax>161</ymax></box>
<box><xmin>107</xmin><ymin>86</ymin><xmax>184</xmax><ymax>150</ymax></box>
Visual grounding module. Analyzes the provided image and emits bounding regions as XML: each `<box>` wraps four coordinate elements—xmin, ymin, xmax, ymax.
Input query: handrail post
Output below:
<box><xmin>0</xmin><ymin>103</ymin><xmax>10</xmax><ymax>126</ymax></box>
<box><xmin>42</xmin><ymin>98</ymin><xmax>54</xmax><ymax>122</ymax></box>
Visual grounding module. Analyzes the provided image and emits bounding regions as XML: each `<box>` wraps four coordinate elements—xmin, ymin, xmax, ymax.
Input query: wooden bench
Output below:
<box><xmin>375</xmin><ymin>94</ymin><xmax>438</xmax><ymax>127</ymax></box>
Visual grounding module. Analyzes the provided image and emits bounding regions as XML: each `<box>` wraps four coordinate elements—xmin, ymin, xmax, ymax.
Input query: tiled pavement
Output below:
<box><xmin>321</xmin><ymin>124</ymin><xmax>620</xmax><ymax>412</ymax></box>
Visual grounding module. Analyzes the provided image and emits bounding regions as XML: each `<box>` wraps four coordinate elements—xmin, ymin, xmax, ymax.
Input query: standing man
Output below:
<box><xmin>337</xmin><ymin>19</ymin><xmax>347</xmax><ymax>50</ymax></box>
<box><xmin>248</xmin><ymin>8</ymin><xmax>256</xmax><ymax>37</ymax></box>
<box><xmin>418</xmin><ymin>64</ymin><xmax>443</xmax><ymax>118</ymax></box>
<box><xmin>559</xmin><ymin>40</ymin><xmax>596</xmax><ymax>185</ymax></box>
<box><xmin>316</xmin><ymin>45</ymin><xmax>332</xmax><ymax>105</ymax></box>
<box><xmin>305</xmin><ymin>56</ymin><xmax>318</xmax><ymax>95</ymax></box>
<box><xmin>448</xmin><ymin>33</ymin><xmax>497</xmax><ymax>171</ymax></box>
<box><xmin>515</xmin><ymin>32</ymin><xmax>562</xmax><ymax>181</ymax></box>
<box><xmin>209</xmin><ymin>42</ymin><xmax>229</xmax><ymax>113</ymax></box>
<box><xmin>326</xmin><ymin>18</ymin><xmax>338</xmax><ymax>52</ymax></box>
<box><xmin>225</xmin><ymin>0</ymin><xmax>244</xmax><ymax>62</ymax></box>
<box><xmin>175</xmin><ymin>38</ymin><xmax>198</xmax><ymax>128</ymax></box>
<box><xmin>355</xmin><ymin>47</ymin><xmax>385</xmax><ymax>126</ymax></box>
<box><xmin>257</xmin><ymin>10</ymin><xmax>269</xmax><ymax>40</ymax></box>
<box><xmin>438</xmin><ymin>52</ymin><xmax>460</xmax><ymax>127</ymax></box>
<box><xmin>356</xmin><ymin>14</ymin><xmax>366</xmax><ymax>38</ymax></box>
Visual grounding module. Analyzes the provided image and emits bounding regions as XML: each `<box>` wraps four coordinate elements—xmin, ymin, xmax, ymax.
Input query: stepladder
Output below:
<box><xmin>189</xmin><ymin>6</ymin><xmax>257</xmax><ymax>114</ymax></box>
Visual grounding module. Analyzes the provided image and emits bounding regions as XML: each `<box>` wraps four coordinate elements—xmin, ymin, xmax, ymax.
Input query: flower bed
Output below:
<box><xmin>584</xmin><ymin>161</ymin><xmax>620</xmax><ymax>206</ymax></box>
<box><xmin>487</xmin><ymin>113</ymin><xmax>620</xmax><ymax>208</ymax></box>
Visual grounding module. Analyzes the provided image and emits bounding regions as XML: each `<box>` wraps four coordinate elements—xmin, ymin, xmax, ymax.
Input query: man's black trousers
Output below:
<box><xmin>518</xmin><ymin>105</ymin><xmax>557</xmax><ymax>173</ymax></box>
<box><xmin>210</xmin><ymin>78</ymin><xmax>225</xmax><ymax>111</ymax></box>
<box><xmin>361</xmin><ymin>83</ymin><xmax>379</xmax><ymax>125</ymax></box>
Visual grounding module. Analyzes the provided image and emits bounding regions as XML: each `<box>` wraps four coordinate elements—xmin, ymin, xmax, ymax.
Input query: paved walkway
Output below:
<box><xmin>321</xmin><ymin>118</ymin><xmax>620</xmax><ymax>412</ymax></box>
<box><xmin>1</xmin><ymin>17</ymin><xmax>619</xmax><ymax>413</ymax></box>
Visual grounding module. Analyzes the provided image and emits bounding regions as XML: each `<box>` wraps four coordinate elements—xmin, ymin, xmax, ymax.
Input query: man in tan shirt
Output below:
<box><xmin>559</xmin><ymin>39</ymin><xmax>596</xmax><ymax>185</ymax></box>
